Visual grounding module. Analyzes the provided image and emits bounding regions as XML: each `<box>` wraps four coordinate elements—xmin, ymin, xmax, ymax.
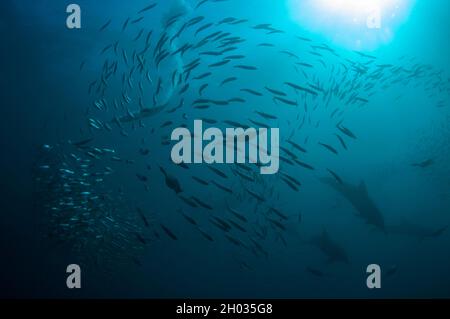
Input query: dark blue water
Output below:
<box><xmin>1</xmin><ymin>0</ymin><xmax>449</xmax><ymax>298</ymax></box>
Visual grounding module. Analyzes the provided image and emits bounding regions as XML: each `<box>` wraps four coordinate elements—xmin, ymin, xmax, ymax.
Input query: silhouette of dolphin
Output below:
<box><xmin>388</xmin><ymin>219</ymin><xmax>447</xmax><ymax>240</ymax></box>
<box><xmin>309</xmin><ymin>230</ymin><xmax>349</xmax><ymax>264</ymax></box>
<box><xmin>321</xmin><ymin>178</ymin><xmax>386</xmax><ymax>233</ymax></box>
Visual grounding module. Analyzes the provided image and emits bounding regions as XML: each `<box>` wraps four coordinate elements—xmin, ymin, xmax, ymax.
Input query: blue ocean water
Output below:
<box><xmin>1</xmin><ymin>0</ymin><xmax>449</xmax><ymax>298</ymax></box>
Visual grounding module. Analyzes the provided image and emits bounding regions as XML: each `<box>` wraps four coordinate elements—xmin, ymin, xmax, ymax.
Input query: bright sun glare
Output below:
<box><xmin>317</xmin><ymin>0</ymin><xmax>393</xmax><ymax>13</ymax></box>
<box><xmin>289</xmin><ymin>0</ymin><xmax>414</xmax><ymax>50</ymax></box>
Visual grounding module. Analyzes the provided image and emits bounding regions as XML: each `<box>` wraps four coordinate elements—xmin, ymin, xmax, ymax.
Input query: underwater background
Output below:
<box><xmin>1</xmin><ymin>0</ymin><xmax>449</xmax><ymax>298</ymax></box>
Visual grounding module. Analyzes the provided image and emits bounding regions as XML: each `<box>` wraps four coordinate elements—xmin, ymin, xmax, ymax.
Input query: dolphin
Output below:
<box><xmin>309</xmin><ymin>230</ymin><xmax>349</xmax><ymax>264</ymax></box>
<box><xmin>411</xmin><ymin>159</ymin><xmax>434</xmax><ymax>168</ymax></box>
<box><xmin>321</xmin><ymin>178</ymin><xmax>386</xmax><ymax>233</ymax></box>
<box><xmin>387</xmin><ymin>219</ymin><xmax>447</xmax><ymax>240</ymax></box>
<box><xmin>112</xmin><ymin>0</ymin><xmax>192</xmax><ymax>127</ymax></box>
